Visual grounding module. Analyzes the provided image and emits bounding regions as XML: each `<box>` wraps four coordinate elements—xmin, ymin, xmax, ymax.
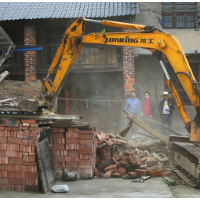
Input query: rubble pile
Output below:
<box><xmin>95</xmin><ymin>131</ymin><xmax>171</xmax><ymax>179</ymax></box>
<box><xmin>0</xmin><ymin>120</ymin><xmax>42</xmax><ymax>191</ymax></box>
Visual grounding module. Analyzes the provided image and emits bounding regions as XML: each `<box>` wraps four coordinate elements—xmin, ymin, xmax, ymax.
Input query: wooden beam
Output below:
<box><xmin>116</xmin><ymin>120</ymin><xmax>132</xmax><ymax>137</ymax></box>
<box><xmin>123</xmin><ymin>110</ymin><xmax>168</xmax><ymax>144</ymax></box>
<box><xmin>0</xmin><ymin>114</ymin><xmax>83</xmax><ymax>121</ymax></box>
<box><xmin>146</xmin><ymin>118</ymin><xmax>181</xmax><ymax>136</ymax></box>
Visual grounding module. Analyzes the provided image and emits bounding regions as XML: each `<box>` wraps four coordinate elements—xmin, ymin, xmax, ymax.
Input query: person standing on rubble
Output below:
<box><xmin>125</xmin><ymin>90</ymin><xmax>140</xmax><ymax>118</ymax></box>
<box><xmin>141</xmin><ymin>92</ymin><xmax>156</xmax><ymax>119</ymax></box>
<box><xmin>159</xmin><ymin>91</ymin><xmax>175</xmax><ymax>128</ymax></box>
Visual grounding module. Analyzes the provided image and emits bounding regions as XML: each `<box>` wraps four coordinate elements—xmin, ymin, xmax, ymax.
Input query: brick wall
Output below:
<box><xmin>0</xmin><ymin>119</ymin><xmax>42</xmax><ymax>191</ymax></box>
<box><xmin>0</xmin><ymin>80</ymin><xmax>42</xmax><ymax>103</ymax></box>
<box><xmin>50</xmin><ymin>127</ymin><xmax>96</xmax><ymax>179</ymax></box>
<box><xmin>123</xmin><ymin>29</ymin><xmax>135</xmax><ymax>97</ymax></box>
<box><xmin>24</xmin><ymin>26</ymin><xmax>36</xmax><ymax>82</ymax></box>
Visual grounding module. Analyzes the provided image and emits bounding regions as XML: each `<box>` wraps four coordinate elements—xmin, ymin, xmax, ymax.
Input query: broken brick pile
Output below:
<box><xmin>50</xmin><ymin>126</ymin><xmax>96</xmax><ymax>179</ymax></box>
<box><xmin>0</xmin><ymin>119</ymin><xmax>42</xmax><ymax>191</ymax></box>
<box><xmin>95</xmin><ymin>131</ymin><xmax>171</xmax><ymax>179</ymax></box>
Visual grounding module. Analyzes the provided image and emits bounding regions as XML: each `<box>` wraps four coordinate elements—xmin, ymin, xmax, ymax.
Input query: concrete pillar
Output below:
<box><xmin>24</xmin><ymin>26</ymin><xmax>36</xmax><ymax>82</ymax></box>
<box><xmin>123</xmin><ymin>29</ymin><xmax>135</xmax><ymax>96</ymax></box>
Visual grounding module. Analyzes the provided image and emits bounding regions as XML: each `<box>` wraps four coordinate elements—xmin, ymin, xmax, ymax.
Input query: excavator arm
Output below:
<box><xmin>20</xmin><ymin>17</ymin><xmax>200</xmax><ymax>142</ymax></box>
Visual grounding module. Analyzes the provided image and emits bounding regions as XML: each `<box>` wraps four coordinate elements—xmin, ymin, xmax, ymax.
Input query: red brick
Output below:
<box><xmin>65</xmin><ymin>162</ymin><xmax>78</xmax><ymax>167</ymax></box>
<box><xmin>5</xmin><ymin>127</ymin><xmax>11</xmax><ymax>130</ymax></box>
<box><xmin>8</xmin><ymin>178</ymin><xmax>23</xmax><ymax>185</ymax></box>
<box><xmin>130</xmin><ymin>161</ymin><xmax>137</xmax><ymax>165</ymax></box>
<box><xmin>0</xmin><ymin>150</ymin><xmax>4</xmax><ymax>157</ymax></box>
<box><xmin>30</xmin><ymin>123</ymin><xmax>38</xmax><ymax>128</ymax></box>
<box><xmin>8</xmin><ymin>171</ymin><xmax>22</xmax><ymax>178</ymax></box>
<box><xmin>94</xmin><ymin>168</ymin><xmax>100</xmax><ymax>177</ymax></box>
<box><xmin>19</xmin><ymin>123</ymin><xmax>22</xmax><ymax>131</ymax></box>
<box><xmin>79</xmin><ymin>131</ymin><xmax>94</xmax><ymax>134</ymax></box>
<box><xmin>2</xmin><ymin>171</ymin><xmax>7</xmax><ymax>177</ymax></box>
<box><xmin>67</xmin><ymin>150</ymin><xmax>79</xmax><ymax>156</ymax></box>
<box><xmin>52</xmin><ymin>144</ymin><xmax>65</xmax><ymax>150</ymax></box>
<box><xmin>111</xmin><ymin>173</ymin><xmax>121</xmax><ymax>178</ymax></box>
<box><xmin>79</xmin><ymin>140</ymin><xmax>93</xmax><ymax>145</ymax></box>
<box><xmin>128</xmin><ymin>172</ymin><xmax>137</xmax><ymax>177</ymax></box>
<box><xmin>98</xmin><ymin>131</ymin><xmax>106</xmax><ymax>140</ymax></box>
<box><xmin>11</xmin><ymin>127</ymin><xmax>18</xmax><ymax>131</ymax></box>
<box><xmin>52</xmin><ymin>128</ymin><xmax>65</xmax><ymax>133</ymax></box>
<box><xmin>128</xmin><ymin>155</ymin><xmax>134</xmax><ymax>161</ymax></box>
<box><xmin>106</xmin><ymin>140</ymin><xmax>113</xmax><ymax>146</ymax></box>
<box><xmin>21</xmin><ymin>120</ymin><xmax>36</xmax><ymax>124</ymax></box>
<box><xmin>119</xmin><ymin>152</ymin><xmax>126</xmax><ymax>160</ymax></box>
<box><xmin>0</xmin><ymin>131</ymin><xmax>5</xmax><ymax>137</ymax></box>
<box><xmin>150</xmin><ymin>170</ymin><xmax>163</xmax><ymax>177</ymax></box>
<box><xmin>117</xmin><ymin>167</ymin><xmax>127</xmax><ymax>175</ymax></box>
<box><xmin>0</xmin><ymin>137</ymin><xmax>7</xmax><ymax>144</ymax></box>
<box><xmin>79</xmin><ymin>146</ymin><xmax>93</xmax><ymax>154</ymax></box>
<box><xmin>125</xmin><ymin>156</ymin><xmax>131</xmax><ymax>162</ymax></box>
<box><xmin>5</xmin><ymin>151</ymin><xmax>22</xmax><ymax>158</ymax></box>
<box><xmin>0</xmin><ymin>164</ymin><xmax>8</xmax><ymax>170</ymax></box>
<box><xmin>135</xmin><ymin>169</ymin><xmax>146</xmax><ymax>177</ymax></box>
<box><xmin>79</xmin><ymin>159</ymin><xmax>92</xmax><ymax>166</ymax></box>
<box><xmin>112</xmin><ymin>157</ymin><xmax>118</xmax><ymax>164</ymax></box>
<box><xmin>24</xmin><ymin>172</ymin><xmax>38</xmax><ymax>179</ymax></box>
<box><xmin>104</xmin><ymin>164</ymin><xmax>117</xmax><ymax>172</ymax></box>
<box><xmin>105</xmin><ymin>146</ymin><xmax>112</xmax><ymax>151</ymax></box>
<box><xmin>8</xmin><ymin>137</ymin><xmax>21</xmax><ymax>145</ymax></box>
<box><xmin>133</xmin><ymin>155</ymin><xmax>143</xmax><ymax>166</ymax></box>
<box><xmin>29</xmin><ymin>127</ymin><xmax>37</xmax><ymax>131</ymax></box>
<box><xmin>113</xmin><ymin>153</ymin><xmax>122</xmax><ymax>162</ymax></box>
<box><xmin>0</xmin><ymin>127</ymin><xmax>5</xmax><ymax>130</ymax></box>
<box><xmin>0</xmin><ymin>177</ymin><xmax>8</xmax><ymax>184</ymax></box>
<box><xmin>66</xmin><ymin>138</ymin><xmax>79</xmax><ymax>144</ymax></box>
<box><xmin>53</xmin><ymin>156</ymin><xmax>65</xmax><ymax>162</ymax></box>
<box><xmin>8</xmin><ymin>158</ymin><xmax>23</xmax><ymax>165</ymax></box>
<box><xmin>103</xmin><ymin>170</ymin><xmax>112</xmax><ymax>178</ymax></box>
<box><xmin>116</xmin><ymin>161</ymin><xmax>125</xmax><ymax>168</ymax></box>
<box><xmin>80</xmin><ymin>154</ymin><xmax>92</xmax><ymax>160</ymax></box>
<box><xmin>97</xmin><ymin>138</ymin><xmax>106</xmax><ymax>145</ymax></box>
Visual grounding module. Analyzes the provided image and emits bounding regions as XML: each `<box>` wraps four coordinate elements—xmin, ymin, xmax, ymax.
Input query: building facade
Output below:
<box><xmin>133</xmin><ymin>2</ymin><xmax>200</xmax><ymax>134</ymax></box>
<box><xmin>0</xmin><ymin>2</ymin><xmax>140</xmax><ymax>133</ymax></box>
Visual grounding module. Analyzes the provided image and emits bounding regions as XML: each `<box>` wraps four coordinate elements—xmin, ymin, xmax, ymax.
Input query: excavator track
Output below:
<box><xmin>169</xmin><ymin>142</ymin><xmax>200</xmax><ymax>188</ymax></box>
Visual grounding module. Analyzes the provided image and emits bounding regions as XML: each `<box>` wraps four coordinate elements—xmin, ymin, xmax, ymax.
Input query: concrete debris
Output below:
<box><xmin>95</xmin><ymin>131</ymin><xmax>172</xmax><ymax>179</ymax></box>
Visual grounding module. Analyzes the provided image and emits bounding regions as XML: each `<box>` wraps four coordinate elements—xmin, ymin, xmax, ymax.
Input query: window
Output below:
<box><xmin>164</xmin><ymin>63</ymin><xmax>199</xmax><ymax>105</ymax></box>
<box><xmin>162</xmin><ymin>2</ymin><xmax>197</xmax><ymax>28</ymax></box>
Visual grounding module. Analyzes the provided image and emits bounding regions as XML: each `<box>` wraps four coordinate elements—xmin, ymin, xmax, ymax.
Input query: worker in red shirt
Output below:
<box><xmin>141</xmin><ymin>92</ymin><xmax>156</xmax><ymax>119</ymax></box>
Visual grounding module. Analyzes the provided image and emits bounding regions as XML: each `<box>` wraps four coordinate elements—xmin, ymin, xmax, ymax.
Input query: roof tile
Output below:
<box><xmin>0</xmin><ymin>2</ymin><xmax>140</xmax><ymax>21</ymax></box>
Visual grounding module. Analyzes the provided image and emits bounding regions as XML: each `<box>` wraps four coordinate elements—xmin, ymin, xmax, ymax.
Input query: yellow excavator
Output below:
<box><xmin>18</xmin><ymin>17</ymin><xmax>200</xmax><ymax>187</ymax></box>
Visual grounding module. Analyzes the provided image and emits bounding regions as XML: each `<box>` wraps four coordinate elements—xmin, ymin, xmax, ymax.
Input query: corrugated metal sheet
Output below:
<box><xmin>0</xmin><ymin>2</ymin><xmax>140</xmax><ymax>21</ymax></box>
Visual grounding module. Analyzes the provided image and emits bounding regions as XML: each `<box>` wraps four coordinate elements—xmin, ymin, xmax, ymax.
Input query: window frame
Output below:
<box><xmin>162</xmin><ymin>2</ymin><xmax>197</xmax><ymax>29</ymax></box>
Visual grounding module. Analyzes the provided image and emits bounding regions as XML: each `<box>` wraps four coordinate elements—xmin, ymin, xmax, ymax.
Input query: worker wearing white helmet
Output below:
<box><xmin>159</xmin><ymin>91</ymin><xmax>175</xmax><ymax>128</ymax></box>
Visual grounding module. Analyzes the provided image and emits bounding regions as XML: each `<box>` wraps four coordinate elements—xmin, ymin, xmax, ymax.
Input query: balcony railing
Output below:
<box><xmin>37</xmin><ymin>43</ymin><xmax>123</xmax><ymax>73</ymax></box>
